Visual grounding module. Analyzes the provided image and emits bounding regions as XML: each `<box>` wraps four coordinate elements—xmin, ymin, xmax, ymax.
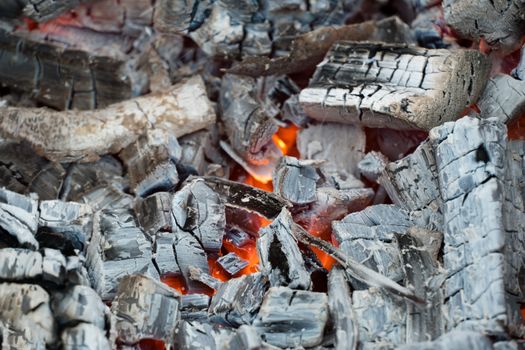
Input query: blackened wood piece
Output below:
<box><xmin>300</xmin><ymin>42</ymin><xmax>491</xmax><ymax>131</ymax></box>
<box><xmin>87</xmin><ymin>209</ymin><xmax>157</xmax><ymax>300</ymax></box>
<box><xmin>0</xmin><ymin>27</ymin><xmax>139</xmax><ymax>110</ymax></box>
<box><xmin>358</xmin><ymin>151</ymin><xmax>389</xmax><ymax>182</ymax></box>
<box><xmin>253</xmin><ymin>286</ymin><xmax>328</xmax><ymax>348</ymax></box>
<box><xmin>180</xmin><ymin>294</ymin><xmax>210</xmax><ymax>321</ymax></box>
<box><xmin>0</xmin><ymin>141</ymin><xmax>65</xmax><ymax>200</ymax></box>
<box><xmin>397</xmin><ymin>330</ymin><xmax>493</xmax><ymax>350</ymax></box>
<box><xmin>174</xmin><ymin>231</ymin><xmax>210</xmax><ymax>294</ymax></box>
<box><xmin>173</xmin><ymin>320</ymin><xmax>234</xmax><ymax>350</ymax></box>
<box><xmin>328</xmin><ymin>267</ymin><xmax>358</xmax><ymax>350</ymax></box>
<box><xmin>297</xmin><ymin>122</ymin><xmax>366</xmax><ymax>179</ymax></box>
<box><xmin>353</xmin><ymin>287</ymin><xmax>406</xmax><ymax>347</ymax></box>
<box><xmin>202</xmin><ymin>176</ymin><xmax>290</xmax><ymax>219</ymax></box>
<box><xmin>23</xmin><ymin>0</ymin><xmax>95</xmax><ymax>22</ymax></box>
<box><xmin>134</xmin><ymin>192</ymin><xmax>173</xmax><ymax>237</ymax></box>
<box><xmin>443</xmin><ymin>0</ymin><xmax>525</xmax><ymax>50</ymax></box>
<box><xmin>0</xmin><ymin>75</ymin><xmax>216</xmax><ymax>162</ymax></box>
<box><xmin>272</xmin><ymin>156</ymin><xmax>319</xmax><ymax>204</ymax></box>
<box><xmin>209</xmin><ymin>272</ymin><xmax>268</xmax><ymax>327</ymax></box>
<box><xmin>0</xmin><ymin>283</ymin><xmax>56</xmax><ymax>348</ymax></box>
<box><xmin>112</xmin><ymin>274</ymin><xmax>180</xmax><ymax>345</ymax></box>
<box><xmin>257</xmin><ymin>209</ymin><xmax>311</xmax><ymax>290</ymax></box>
<box><xmin>61</xmin><ymin>323</ymin><xmax>112</xmax><ymax>350</ymax></box>
<box><xmin>172</xmin><ymin>178</ymin><xmax>225</xmax><ymax>252</ymax></box>
<box><xmin>478</xmin><ymin>74</ymin><xmax>525</xmax><ymax>124</ymax></box>
<box><xmin>0</xmin><ymin>188</ymin><xmax>39</xmax><ymax>249</ymax></box>
<box><xmin>217</xmin><ymin>252</ymin><xmax>248</xmax><ymax>275</ymax></box>
<box><xmin>429</xmin><ymin>116</ymin><xmax>522</xmax><ymax>335</ymax></box>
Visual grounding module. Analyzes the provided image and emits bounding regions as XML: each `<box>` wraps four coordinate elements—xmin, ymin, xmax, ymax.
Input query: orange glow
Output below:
<box><xmin>508</xmin><ymin>114</ymin><xmax>525</xmax><ymax>140</ymax></box>
<box><xmin>137</xmin><ymin>339</ymin><xmax>166</xmax><ymax>350</ymax></box>
<box><xmin>307</xmin><ymin>227</ymin><xmax>336</xmax><ymax>270</ymax></box>
<box><xmin>160</xmin><ymin>275</ymin><xmax>187</xmax><ymax>295</ymax></box>
<box><xmin>521</xmin><ymin>304</ymin><xmax>525</xmax><ymax>321</ymax></box>
<box><xmin>244</xmin><ymin>174</ymin><xmax>273</xmax><ymax>192</ymax></box>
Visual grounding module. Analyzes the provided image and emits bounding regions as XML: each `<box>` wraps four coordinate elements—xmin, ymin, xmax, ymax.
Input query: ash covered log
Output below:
<box><xmin>253</xmin><ymin>286</ymin><xmax>328</xmax><ymax>348</ymax></box>
<box><xmin>172</xmin><ymin>178</ymin><xmax>225</xmax><ymax>252</ymax></box>
<box><xmin>86</xmin><ymin>209</ymin><xmax>158</xmax><ymax>300</ymax></box>
<box><xmin>430</xmin><ymin>116</ymin><xmax>525</xmax><ymax>335</ymax></box>
<box><xmin>443</xmin><ymin>0</ymin><xmax>525</xmax><ymax>50</ymax></box>
<box><xmin>120</xmin><ymin>129</ymin><xmax>181</xmax><ymax>197</ymax></box>
<box><xmin>0</xmin><ymin>283</ymin><xmax>56</xmax><ymax>348</ymax></box>
<box><xmin>209</xmin><ymin>272</ymin><xmax>268</xmax><ymax>327</ymax></box>
<box><xmin>477</xmin><ymin>74</ymin><xmax>525</xmax><ymax>124</ymax></box>
<box><xmin>0</xmin><ymin>75</ymin><xmax>215</xmax><ymax>162</ymax></box>
<box><xmin>134</xmin><ymin>192</ymin><xmax>173</xmax><ymax>237</ymax></box>
<box><xmin>257</xmin><ymin>209</ymin><xmax>311</xmax><ymax>290</ymax></box>
<box><xmin>272</xmin><ymin>156</ymin><xmax>320</xmax><ymax>205</ymax></box>
<box><xmin>398</xmin><ymin>330</ymin><xmax>493</xmax><ymax>350</ymax></box>
<box><xmin>112</xmin><ymin>274</ymin><xmax>180</xmax><ymax>345</ymax></box>
<box><xmin>0</xmin><ymin>188</ymin><xmax>39</xmax><ymax>249</ymax></box>
<box><xmin>299</xmin><ymin>42</ymin><xmax>490</xmax><ymax>131</ymax></box>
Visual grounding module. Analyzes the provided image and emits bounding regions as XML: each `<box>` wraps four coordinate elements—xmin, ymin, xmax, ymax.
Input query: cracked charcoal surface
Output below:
<box><xmin>478</xmin><ymin>74</ymin><xmax>525</xmax><ymax>124</ymax></box>
<box><xmin>272</xmin><ymin>156</ymin><xmax>320</xmax><ymax>205</ymax></box>
<box><xmin>300</xmin><ymin>42</ymin><xmax>491</xmax><ymax>131</ymax></box>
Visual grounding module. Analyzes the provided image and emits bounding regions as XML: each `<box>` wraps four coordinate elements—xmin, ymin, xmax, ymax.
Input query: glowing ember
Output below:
<box><xmin>508</xmin><ymin>114</ymin><xmax>525</xmax><ymax>140</ymax></box>
<box><xmin>137</xmin><ymin>339</ymin><xmax>166</xmax><ymax>350</ymax></box>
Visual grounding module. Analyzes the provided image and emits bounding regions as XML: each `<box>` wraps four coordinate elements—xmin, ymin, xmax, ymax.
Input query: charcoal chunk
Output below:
<box><xmin>134</xmin><ymin>192</ymin><xmax>173</xmax><ymax>237</ymax></box>
<box><xmin>217</xmin><ymin>252</ymin><xmax>248</xmax><ymax>276</ymax></box>
<box><xmin>398</xmin><ymin>330</ymin><xmax>493</xmax><ymax>350</ymax></box>
<box><xmin>0</xmin><ymin>188</ymin><xmax>39</xmax><ymax>249</ymax></box>
<box><xmin>478</xmin><ymin>74</ymin><xmax>525</xmax><ymax>124</ymax></box>
<box><xmin>272</xmin><ymin>156</ymin><xmax>319</xmax><ymax>204</ymax></box>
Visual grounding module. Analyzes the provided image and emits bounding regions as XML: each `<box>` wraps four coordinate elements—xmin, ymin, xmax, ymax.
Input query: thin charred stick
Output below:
<box><xmin>300</xmin><ymin>42</ymin><xmax>491</xmax><ymax>131</ymax></box>
<box><xmin>0</xmin><ymin>75</ymin><xmax>215</xmax><ymax>162</ymax></box>
<box><xmin>477</xmin><ymin>74</ymin><xmax>525</xmax><ymax>124</ymax></box>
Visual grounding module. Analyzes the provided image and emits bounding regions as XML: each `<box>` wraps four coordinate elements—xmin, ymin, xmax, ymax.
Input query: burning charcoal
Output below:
<box><xmin>429</xmin><ymin>116</ymin><xmax>525</xmax><ymax>335</ymax></box>
<box><xmin>229</xmin><ymin>325</ymin><xmax>263</xmax><ymax>350</ymax></box>
<box><xmin>477</xmin><ymin>74</ymin><xmax>525</xmax><ymax>124</ymax></box>
<box><xmin>153</xmin><ymin>234</ymin><xmax>180</xmax><ymax>276</ymax></box>
<box><xmin>86</xmin><ymin>209</ymin><xmax>158</xmax><ymax>300</ymax></box>
<box><xmin>300</xmin><ymin>42</ymin><xmax>491</xmax><ymax>131</ymax></box>
<box><xmin>225</xmin><ymin>227</ymin><xmax>252</xmax><ymax>247</ymax></box>
<box><xmin>273</xmin><ymin>156</ymin><xmax>320</xmax><ymax>204</ymax></box>
<box><xmin>0</xmin><ymin>188</ymin><xmax>39</xmax><ymax>249</ymax></box>
<box><xmin>112</xmin><ymin>274</ymin><xmax>180</xmax><ymax>345</ymax></box>
<box><xmin>0</xmin><ymin>75</ymin><xmax>216</xmax><ymax>162</ymax></box>
<box><xmin>37</xmin><ymin>200</ymin><xmax>93</xmax><ymax>253</ymax></box>
<box><xmin>202</xmin><ymin>176</ymin><xmax>290</xmax><ymax>220</ymax></box>
<box><xmin>297</xmin><ymin>122</ymin><xmax>366</xmax><ymax>179</ymax></box>
<box><xmin>443</xmin><ymin>0</ymin><xmax>525</xmax><ymax>50</ymax></box>
<box><xmin>61</xmin><ymin>323</ymin><xmax>112</xmax><ymax>350</ymax></box>
<box><xmin>0</xmin><ymin>141</ymin><xmax>65</xmax><ymax>199</ymax></box>
<box><xmin>0</xmin><ymin>283</ymin><xmax>56</xmax><ymax>348</ymax></box>
<box><xmin>358</xmin><ymin>151</ymin><xmax>389</xmax><ymax>182</ymax></box>
<box><xmin>172</xmin><ymin>178</ymin><xmax>225</xmax><ymax>252</ymax></box>
<box><xmin>398</xmin><ymin>330</ymin><xmax>493</xmax><ymax>350</ymax></box>
<box><xmin>189</xmin><ymin>266</ymin><xmax>223</xmax><ymax>290</ymax></box>
<box><xmin>217</xmin><ymin>253</ymin><xmax>248</xmax><ymax>276</ymax></box>
<box><xmin>253</xmin><ymin>286</ymin><xmax>328</xmax><ymax>348</ymax></box>
<box><xmin>209</xmin><ymin>272</ymin><xmax>268</xmax><ymax>327</ymax></box>
<box><xmin>173</xmin><ymin>320</ymin><xmax>234</xmax><ymax>350</ymax></box>
<box><xmin>257</xmin><ymin>209</ymin><xmax>311</xmax><ymax>290</ymax></box>
<box><xmin>174</xmin><ymin>232</ymin><xmax>210</xmax><ymax>294</ymax></box>
<box><xmin>134</xmin><ymin>192</ymin><xmax>173</xmax><ymax>237</ymax></box>
<box><xmin>180</xmin><ymin>294</ymin><xmax>210</xmax><ymax>321</ymax></box>
<box><xmin>120</xmin><ymin>129</ymin><xmax>181</xmax><ymax>197</ymax></box>
<box><xmin>327</xmin><ymin>267</ymin><xmax>358</xmax><ymax>350</ymax></box>
<box><xmin>353</xmin><ymin>287</ymin><xmax>406</xmax><ymax>347</ymax></box>
<box><xmin>80</xmin><ymin>185</ymin><xmax>133</xmax><ymax>211</ymax></box>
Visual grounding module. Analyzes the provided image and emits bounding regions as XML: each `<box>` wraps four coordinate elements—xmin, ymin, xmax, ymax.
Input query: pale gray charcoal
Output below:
<box><xmin>328</xmin><ymin>267</ymin><xmax>358</xmax><ymax>350</ymax></box>
<box><xmin>189</xmin><ymin>266</ymin><xmax>223</xmax><ymax>291</ymax></box>
<box><xmin>429</xmin><ymin>116</ymin><xmax>525</xmax><ymax>335</ymax></box>
<box><xmin>257</xmin><ymin>209</ymin><xmax>311</xmax><ymax>290</ymax></box>
<box><xmin>120</xmin><ymin>129</ymin><xmax>181</xmax><ymax>197</ymax></box>
<box><xmin>180</xmin><ymin>294</ymin><xmax>210</xmax><ymax>321</ymax></box>
<box><xmin>217</xmin><ymin>252</ymin><xmax>249</xmax><ymax>276</ymax></box>
<box><xmin>22</xmin><ymin>0</ymin><xmax>95</xmax><ymax>22</ymax></box>
<box><xmin>358</xmin><ymin>151</ymin><xmax>389</xmax><ymax>182</ymax></box>
<box><xmin>153</xmin><ymin>234</ymin><xmax>181</xmax><ymax>276</ymax></box>
<box><xmin>172</xmin><ymin>178</ymin><xmax>226</xmax><ymax>252</ymax></box>
<box><xmin>0</xmin><ymin>283</ymin><xmax>56</xmax><ymax>349</ymax></box>
<box><xmin>297</xmin><ymin>122</ymin><xmax>366</xmax><ymax>179</ymax></box>
<box><xmin>443</xmin><ymin>0</ymin><xmax>525</xmax><ymax>50</ymax></box>
<box><xmin>134</xmin><ymin>192</ymin><xmax>173</xmax><ymax>237</ymax></box>
<box><xmin>478</xmin><ymin>74</ymin><xmax>525</xmax><ymax>124</ymax></box>
<box><xmin>397</xmin><ymin>330</ymin><xmax>494</xmax><ymax>350</ymax></box>
<box><xmin>0</xmin><ymin>188</ymin><xmax>39</xmax><ymax>249</ymax></box>
<box><xmin>353</xmin><ymin>287</ymin><xmax>406</xmax><ymax>347</ymax></box>
<box><xmin>253</xmin><ymin>286</ymin><xmax>329</xmax><ymax>348</ymax></box>
<box><xmin>299</xmin><ymin>42</ymin><xmax>490</xmax><ymax>131</ymax></box>
<box><xmin>209</xmin><ymin>272</ymin><xmax>268</xmax><ymax>327</ymax></box>
<box><xmin>112</xmin><ymin>274</ymin><xmax>180</xmax><ymax>345</ymax></box>
<box><xmin>174</xmin><ymin>231</ymin><xmax>211</xmax><ymax>294</ymax></box>
<box><xmin>224</xmin><ymin>227</ymin><xmax>253</xmax><ymax>247</ymax></box>
<box><xmin>86</xmin><ymin>209</ymin><xmax>157</xmax><ymax>301</ymax></box>
<box><xmin>229</xmin><ymin>325</ymin><xmax>263</xmax><ymax>350</ymax></box>
<box><xmin>61</xmin><ymin>323</ymin><xmax>113</xmax><ymax>350</ymax></box>
<box><xmin>173</xmin><ymin>320</ymin><xmax>234</xmax><ymax>350</ymax></box>
<box><xmin>80</xmin><ymin>185</ymin><xmax>133</xmax><ymax>211</ymax></box>
<box><xmin>272</xmin><ymin>156</ymin><xmax>320</xmax><ymax>204</ymax></box>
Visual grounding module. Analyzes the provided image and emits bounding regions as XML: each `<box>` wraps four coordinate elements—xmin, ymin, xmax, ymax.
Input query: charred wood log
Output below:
<box><xmin>397</xmin><ymin>330</ymin><xmax>493</xmax><ymax>350</ymax></box>
<box><xmin>253</xmin><ymin>286</ymin><xmax>328</xmax><ymax>348</ymax></box>
<box><xmin>0</xmin><ymin>75</ymin><xmax>216</xmax><ymax>162</ymax></box>
<box><xmin>478</xmin><ymin>74</ymin><xmax>525</xmax><ymax>124</ymax></box>
<box><xmin>300</xmin><ymin>42</ymin><xmax>491</xmax><ymax>131</ymax></box>
<box><xmin>272</xmin><ymin>156</ymin><xmax>320</xmax><ymax>205</ymax></box>
<box><xmin>209</xmin><ymin>272</ymin><xmax>268</xmax><ymax>327</ymax></box>
<box><xmin>111</xmin><ymin>274</ymin><xmax>180</xmax><ymax>346</ymax></box>
<box><xmin>0</xmin><ymin>188</ymin><xmax>39</xmax><ymax>249</ymax></box>
<box><xmin>134</xmin><ymin>192</ymin><xmax>173</xmax><ymax>237</ymax></box>
<box><xmin>257</xmin><ymin>209</ymin><xmax>311</xmax><ymax>290</ymax></box>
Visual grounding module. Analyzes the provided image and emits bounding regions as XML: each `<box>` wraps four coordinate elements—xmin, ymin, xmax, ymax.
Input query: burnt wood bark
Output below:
<box><xmin>0</xmin><ymin>75</ymin><xmax>215</xmax><ymax>162</ymax></box>
<box><xmin>478</xmin><ymin>74</ymin><xmax>525</xmax><ymax>124</ymax></box>
<box><xmin>300</xmin><ymin>42</ymin><xmax>491</xmax><ymax>130</ymax></box>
